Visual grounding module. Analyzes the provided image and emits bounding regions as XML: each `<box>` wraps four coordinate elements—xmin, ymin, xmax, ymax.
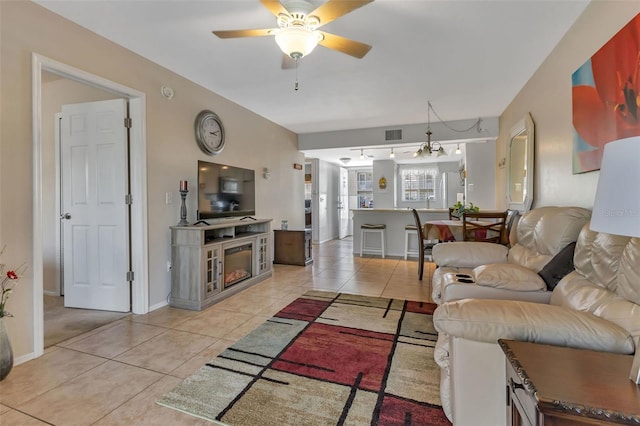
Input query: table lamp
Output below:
<box><xmin>589</xmin><ymin>136</ymin><xmax>640</xmax><ymax>383</ymax></box>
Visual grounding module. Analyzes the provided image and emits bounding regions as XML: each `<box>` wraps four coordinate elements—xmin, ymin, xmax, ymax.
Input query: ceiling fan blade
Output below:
<box><xmin>318</xmin><ymin>31</ymin><xmax>371</xmax><ymax>58</ymax></box>
<box><xmin>310</xmin><ymin>0</ymin><xmax>374</xmax><ymax>27</ymax></box>
<box><xmin>260</xmin><ymin>0</ymin><xmax>290</xmax><ymax>17</ymax></box>
<box><xmin>212</xmin><ymin>28</ymin><xmax>276</xmax><ymax>39</ymax></box>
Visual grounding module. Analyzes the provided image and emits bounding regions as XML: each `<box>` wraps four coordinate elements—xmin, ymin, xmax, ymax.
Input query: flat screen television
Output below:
<box><xmin>197</xmin><ymin>160</ymin><xmax>256</xmax><ymax>220</ymax></box>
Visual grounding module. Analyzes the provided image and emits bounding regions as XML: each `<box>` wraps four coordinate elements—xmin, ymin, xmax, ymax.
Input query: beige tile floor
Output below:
<box><xmin>44</xmin><ymin>296</ymin><xmax>131</xmax><ymax>348</ymax></box>
<box><xmin>0</xmin><ymin>237</ymin><xmax>436</xmax><ymax>425</ymax></box>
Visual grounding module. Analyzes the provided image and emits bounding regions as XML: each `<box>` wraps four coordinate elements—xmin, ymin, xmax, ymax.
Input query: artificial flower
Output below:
<box><xmin>0</xmin><ymin>247</ymin><xmax>27</xmax><ymax>318</ymax></box>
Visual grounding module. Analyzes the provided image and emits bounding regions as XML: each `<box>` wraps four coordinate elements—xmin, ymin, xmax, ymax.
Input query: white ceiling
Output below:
<box><xmin>34</xmin><ymin>0</ymin><xmax>589</xmax><ymax>165</ymax></box>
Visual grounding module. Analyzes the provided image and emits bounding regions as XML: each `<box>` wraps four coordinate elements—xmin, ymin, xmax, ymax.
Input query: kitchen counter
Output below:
<box><xmin>351</xmin><ymin>208</ymin><xmax>449</xmax><ymax>257</ymax></box>
<box><xmin>351</xmin><ymin>208</ymin><xmax>448</xmax><ymax>213</ymax></box>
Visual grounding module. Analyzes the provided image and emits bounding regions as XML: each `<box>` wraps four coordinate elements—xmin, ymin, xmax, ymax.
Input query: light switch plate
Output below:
<box><xmin>165</xmin><ymin>192</ymin><xmax>173</xmax><ymax>204</ymax></box>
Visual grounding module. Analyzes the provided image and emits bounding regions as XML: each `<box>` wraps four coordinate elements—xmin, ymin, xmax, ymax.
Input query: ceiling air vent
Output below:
<box><xmin>385</xmin><ymin>129</ymin><xmax>402</xmax><ymax>141</ymax></box>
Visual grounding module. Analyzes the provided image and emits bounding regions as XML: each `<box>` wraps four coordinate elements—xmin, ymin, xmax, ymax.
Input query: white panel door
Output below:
<box><xmin>338</xmin><ymin>167</ymin><xmax>349</xmax><ymax>239</ymax></box>
<box><xmin>61</xmin><ymin>99</ymin><xmax>130</xmax><ymax>312</ymax></box>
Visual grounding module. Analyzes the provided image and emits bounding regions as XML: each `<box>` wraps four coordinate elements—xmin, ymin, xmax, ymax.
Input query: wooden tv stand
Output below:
<box><xmin>169</xmin><ymin>218</ymin><xmax>272</xmax><ymax>310</ymax></box>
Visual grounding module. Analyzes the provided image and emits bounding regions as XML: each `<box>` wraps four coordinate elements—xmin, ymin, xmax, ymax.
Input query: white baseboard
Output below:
<box><xmin>43</xmin><ymin>290</ymin><xmax>59</xmax><ymax>296</ymax></box>
<box><xmin>14</xmin><ymin>351</ymin><xmax>36</xmax><ymax>366</ymax></box>
<box><xmin>148</xmin><ymin>300</ymin><xmax>169</xmax><ymax>312</ymax></box>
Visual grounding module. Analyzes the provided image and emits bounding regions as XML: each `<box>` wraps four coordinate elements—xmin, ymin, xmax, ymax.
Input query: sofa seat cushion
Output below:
<box><xmin>433</xmin><ymin>298</ymin><xmax>634</xmax><ymax>354</ymax></box>
<box><xmin>473</xmin><ymin>264</ymin><xmax>547</xmax><ymax>291</ymax></box>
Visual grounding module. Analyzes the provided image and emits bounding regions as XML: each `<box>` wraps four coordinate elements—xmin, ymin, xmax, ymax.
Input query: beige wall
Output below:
<box><xmin>1</xmin><ymin>1</ymin><xmax>302</xmax><ymax>359</ymax></box>
<box><xmin>497</xmin><ymin>2</ymin><xmax>640</xmax><ymax>209</ymax></box>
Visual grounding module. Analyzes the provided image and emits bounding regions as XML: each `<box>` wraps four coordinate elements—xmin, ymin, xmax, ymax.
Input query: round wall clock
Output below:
<box><xmin>194</xmin><ymin>110</ymin><xmax>225</xmax><ymax>155</ymax></box>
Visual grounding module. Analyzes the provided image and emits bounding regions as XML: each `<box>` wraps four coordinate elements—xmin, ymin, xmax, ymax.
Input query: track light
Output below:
<box><xmin>360</xmin><ymin>149</ymin><xmax>364</xmax><ymax>159</ymax></box>
<box><xmin>455</xmin><ymin>144</ymin><xmax>461</xmax><ymax>155</ymax></box>
<box><xmin>390</xmin><ymin>148</ymin><xmax>395</xmax><ymax>159</ymax></box>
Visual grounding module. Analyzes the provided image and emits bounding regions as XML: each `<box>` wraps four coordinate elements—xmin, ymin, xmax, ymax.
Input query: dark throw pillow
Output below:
<box><xmin>538</xmin><ymin>242</ymin><xmax>577</xmax><ymax>291</ymax></box>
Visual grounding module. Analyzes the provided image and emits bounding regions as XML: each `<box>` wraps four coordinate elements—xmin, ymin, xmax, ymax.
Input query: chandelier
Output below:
<box><xmin>414</xmin><ymin>101</ymin><xmax>447</xmax><ymax>158</ymax></box>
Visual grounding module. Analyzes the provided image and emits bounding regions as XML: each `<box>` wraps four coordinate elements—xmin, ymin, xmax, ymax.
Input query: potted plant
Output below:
<box><xmin>451</xmin><ymin>201</ymin><xmax>480</xmax><ymax>217</ymax></box>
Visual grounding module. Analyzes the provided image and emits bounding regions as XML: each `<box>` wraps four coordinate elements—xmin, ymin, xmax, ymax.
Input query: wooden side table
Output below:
<box><xmin>273</xmin><ymin>229</ymin><xmax>313</xmax><ymax>266</ymax></box>
<box><xmin>499</xmin><ymin>339</ymin><xmax>640</xmax><ymax>425</ymax></box>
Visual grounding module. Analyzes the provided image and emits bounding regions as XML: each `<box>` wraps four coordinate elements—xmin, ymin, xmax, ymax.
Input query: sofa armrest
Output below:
<box><xmin>442</xmin><ymin>284</ymin><xmax>551</xmax><ymax>304</ymax></box>
<box><xmin>432</xmin><ymin>242</ymin><xmax>508</xmax><ymax>268</ymax></box>
<box><xmin>433</xmin><ymin>299</ymin><xmax>634</xmax><ymax>354</ymax></box>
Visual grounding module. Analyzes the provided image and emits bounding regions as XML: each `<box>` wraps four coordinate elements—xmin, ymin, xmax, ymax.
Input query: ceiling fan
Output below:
<box><xmin>212</xmin><ymin>0</ymin><xmax>373</xmax><ymax>63</ymax></box>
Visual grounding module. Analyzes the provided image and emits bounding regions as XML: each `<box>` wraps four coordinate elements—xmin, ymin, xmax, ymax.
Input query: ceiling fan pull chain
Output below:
<box><xmin>294</xmin><ymin>59</ymin><xmax>299</xmax><ymax>91</ymax></box>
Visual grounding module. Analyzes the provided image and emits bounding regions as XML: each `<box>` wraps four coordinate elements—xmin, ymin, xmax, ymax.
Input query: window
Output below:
<box><xmin>400</xmin><ymin>167</ymin><xmax>437</xmax><ymax>201</ymax></box>
<box><xmin>356</xmin><ymin>170</ymin><xmax>373</xmax><ymax>208</ymax></box>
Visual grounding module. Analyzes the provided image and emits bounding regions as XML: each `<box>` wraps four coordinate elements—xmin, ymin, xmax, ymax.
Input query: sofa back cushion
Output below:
<box><xmin>550</xmin><ymin>225</ymin><xmax>640</xmax><ymax>345</ymax></box>
<box><xmin>508</xmin><ymin>207</ymin><xmax>591</xmax><ymax>272</ymax></box>
<box><xmin>571</xmin><ymin>225</ymin><xmax>640</xmax><ymax>305</ymax></box>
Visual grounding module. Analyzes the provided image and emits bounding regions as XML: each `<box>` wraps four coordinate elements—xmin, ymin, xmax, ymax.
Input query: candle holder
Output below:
<box><xmin>178</xmin><ymin>189</ymin><xmax>189</xmax><ymax>226</ymax></box>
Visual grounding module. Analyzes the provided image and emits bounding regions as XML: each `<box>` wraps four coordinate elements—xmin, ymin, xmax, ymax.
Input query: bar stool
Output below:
<box><xmin>404</xmin><ymin>224</ymin><xmax>419</xmax><ymax>259</ymax></box>
<box><xmin>360</xmin><ymin>224</ymin><xmax>386</xmax><ymax>258</ymax></box>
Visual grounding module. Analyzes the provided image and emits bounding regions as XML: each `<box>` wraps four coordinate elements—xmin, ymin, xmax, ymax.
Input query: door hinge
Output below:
<box><xmin>124</xmin><ymin>117</ymin><xmax>132</xmax><ymax>128</ymax></box>
<box><xmin>125</xmin><ymin>194</ymin><xmax>133</xmax><ymax>205</ymax></box>
<box><xmin>126</xmin><ymin>271</ymin><xmax>134</xmax><ymax>282</ymax></box>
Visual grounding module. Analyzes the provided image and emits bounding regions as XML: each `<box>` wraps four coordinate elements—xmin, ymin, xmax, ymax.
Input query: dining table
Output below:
<box><xmin>423</xmin><ymin>219</ymin><xmax>496</xmax><ymax>242</ymax></box>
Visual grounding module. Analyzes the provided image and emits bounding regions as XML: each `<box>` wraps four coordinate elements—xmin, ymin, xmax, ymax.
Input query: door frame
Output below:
<box><xmin>309</xmin><ymin>159</ymin><xmax>320</xmax><ymax>243</ymax></box>
<box><xmin>31</xmin><ymin>53</ymin><xmax>149</xmax><ymax>358</ymax></box>
<box><xmin>338</xmin><ymin>167</ymin><xmax>349</xmax><ymax>239</ymax></box>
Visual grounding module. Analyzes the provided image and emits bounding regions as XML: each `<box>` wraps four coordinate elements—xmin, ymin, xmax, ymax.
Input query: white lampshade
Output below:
<box><xmin>590</xmin><ymin>136</ymin><xmax>640</xmax><ymax>237</ymax></box>
<box><xmin>275</xmin><ymin>27</ymin><xmax>322</xmax><ymax>59</ymax></box>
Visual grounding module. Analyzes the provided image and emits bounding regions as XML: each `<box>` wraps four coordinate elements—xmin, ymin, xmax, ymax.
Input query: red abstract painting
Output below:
<box><xmin>572</xmin><ymin>13</ymin><xmax>640</xmax><ymax>173</ymax></box>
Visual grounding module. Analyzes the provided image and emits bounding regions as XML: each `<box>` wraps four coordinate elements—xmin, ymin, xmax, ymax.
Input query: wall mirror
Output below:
<box><xmin>506</xmin><ymin>113</ymin><xmax>534</xmax><ymax>212</ymax></box>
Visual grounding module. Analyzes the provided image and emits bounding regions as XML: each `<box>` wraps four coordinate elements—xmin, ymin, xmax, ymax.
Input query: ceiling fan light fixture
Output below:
<box><xmin>275</xmin><ymin>27</ymin><xmax>323</xmax><ymax>59</ymax></box>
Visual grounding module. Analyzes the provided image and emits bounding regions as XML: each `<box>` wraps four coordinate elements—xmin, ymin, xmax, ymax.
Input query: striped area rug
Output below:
<box><xmin>157</xmin><ymin>290</ymin><xmax>450</xmax><ymax>425</ymax></box>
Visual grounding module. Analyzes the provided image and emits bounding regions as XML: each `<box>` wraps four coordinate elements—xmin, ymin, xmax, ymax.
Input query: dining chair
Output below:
<box><xmin>502</xmin><ymin>209</ymin><xmax>520</xmax><ymax>245</ymax></box>
<box><xmin>411</xmin><ymin>209</ymin><xmax>438</xmax><ymax>280</ymax></box>
<box><xmin>461</xmin><ymin>210</ymin><xmax>508</xmax><ymax>243</ymax></box>
<box><xmin>448</xmin><ymin>207</ymin><xmax>460</xmax><ymax>220</ymax></box>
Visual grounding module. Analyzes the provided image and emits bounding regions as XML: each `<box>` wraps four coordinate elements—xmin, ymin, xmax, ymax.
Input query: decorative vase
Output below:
<box><xmin>0</xmin><ymin>317</ymin><xmax>13</xmax><ymax>381</ymax></box>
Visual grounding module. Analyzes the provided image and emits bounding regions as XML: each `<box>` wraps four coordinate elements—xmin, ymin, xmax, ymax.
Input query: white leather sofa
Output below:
<box><xmin>431</xmin><ymin>206</ymin><xmax>592</xmax><ymax>305</ymax></box>
<box><xmin>432</xmin><ymin>224</ymin><xmax>640</xmax><ymax>425</ymax></box>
